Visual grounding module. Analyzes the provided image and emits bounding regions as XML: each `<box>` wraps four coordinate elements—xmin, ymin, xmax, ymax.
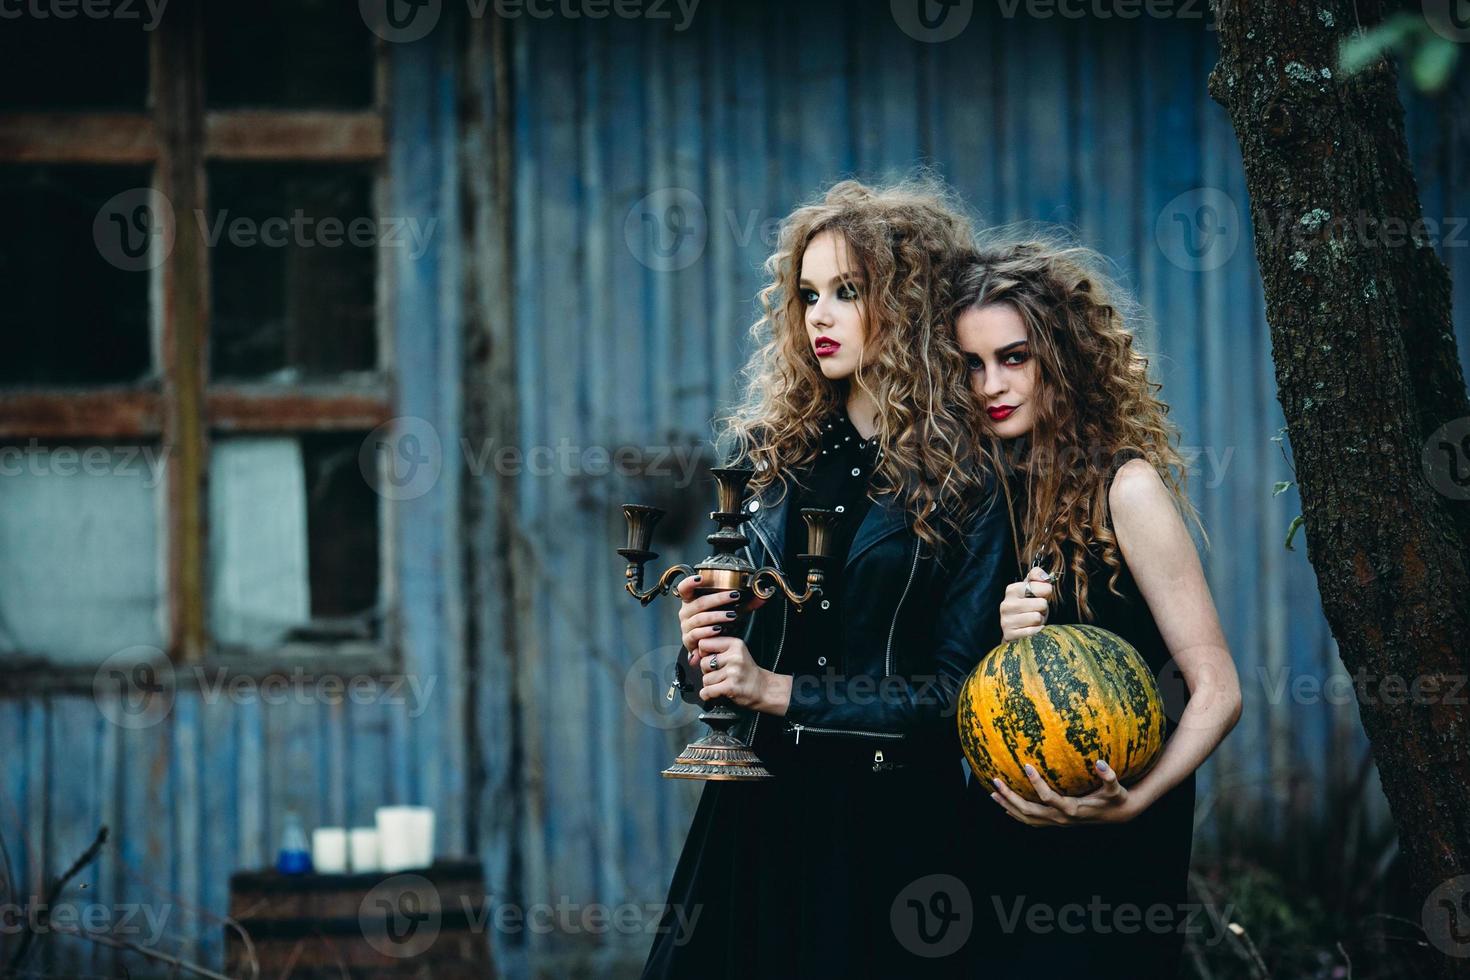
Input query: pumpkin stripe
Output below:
<box><xmin>1029</xmin><ymin>634</ymin><xmax>1092</xmax><ymax>790</ymax></box>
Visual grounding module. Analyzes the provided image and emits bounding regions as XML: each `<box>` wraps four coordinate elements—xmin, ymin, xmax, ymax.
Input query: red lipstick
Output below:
<box><xmin>814</xmin><ymin>336</ymin><xmax>841</xmax><ymax>357</ymax></box>
<box><xmin>987</xmin><ymin>405</ymin><xmax>1017</xmax><ymax>422</ymax></box>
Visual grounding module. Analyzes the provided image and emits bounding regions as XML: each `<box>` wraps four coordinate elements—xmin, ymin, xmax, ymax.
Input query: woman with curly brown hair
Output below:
<box><xmin>950</xmin><ymin>236</ymin><xmax>1243</xmax><ymax>978</ymax></box>
<box><xmin>640</xmin><ymin>180</ymin><xmax>1010</xmax><ymax>979</ymax></box>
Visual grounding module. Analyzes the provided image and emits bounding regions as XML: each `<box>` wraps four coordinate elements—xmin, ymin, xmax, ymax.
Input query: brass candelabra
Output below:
<box><xmin>618</xmin><ymin>466</ymin><xmax>836</xmax><ymax>780</ymax></box>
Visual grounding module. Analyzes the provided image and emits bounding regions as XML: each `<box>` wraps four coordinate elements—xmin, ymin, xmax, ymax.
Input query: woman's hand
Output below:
<box><xmin>674</xmin><ymin>576</ymin><xmax>742</xmax><ymax>653</ymax></box>
<box><xmin>987</xmin><ymin>760</ymin><xmax>1149</xmax><ymax>826</ymax></box>
<box><xmin>999</xmin><ymin>566</ymin><xmax>1054</xmax><ymax>641</ymax></box>
<box><xmin>691</xmin><ymin>637</ymin><xmax>778</xmax><ymax>710</ymax></box>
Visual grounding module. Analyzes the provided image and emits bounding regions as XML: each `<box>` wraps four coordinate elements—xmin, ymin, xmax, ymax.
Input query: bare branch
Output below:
<box><xmin>3</xmin><ymin>826</ymin><xmax>108</xmax><ymax>978</ymax></box>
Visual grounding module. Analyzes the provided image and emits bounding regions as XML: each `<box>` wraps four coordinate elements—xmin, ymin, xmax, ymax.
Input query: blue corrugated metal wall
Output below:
<box><xmin>2</xmin><ymin>4</ymin><xmax>1466</xmax><ymax>977</ymax></box>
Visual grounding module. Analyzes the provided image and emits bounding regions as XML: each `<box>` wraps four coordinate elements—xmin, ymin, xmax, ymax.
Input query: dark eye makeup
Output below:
<box><xmin>799</xmin><ymin>282</ymin><xmax>860</xmax><ymax>305</ymax></box>
<box><xmin>964</xmin><ymin>347</ymin><xmax>1030</xmax><ymax>371</ymax></box>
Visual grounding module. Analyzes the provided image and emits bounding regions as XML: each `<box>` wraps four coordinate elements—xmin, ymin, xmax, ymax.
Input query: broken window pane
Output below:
<box><xmin>209</xmin><ymin>433</ymin><xmax>380</xmax><ymax>650</ymax></box>
<box><xmin>0</xmin><ymin>441</ymin><xmax>165</xmax><ymax>665</ymax></box>
<box><xmin>207</xmin><ymin>163</ymin><xmax>378</xmax><ymax>382</ymax></box>
<box><xmin>0</xmin><ymin>165</ymin><xmax>154</xmax><ymax>386</ymax></box>
<box><xmin>205</xmin><ymin>0</ymin><xmax>375</xmax><ymax>109</ymax></box>
<box><xmin>208</xmin><ymin>436</ymin><xmax>311</xmax><ymax>649</ymax></box>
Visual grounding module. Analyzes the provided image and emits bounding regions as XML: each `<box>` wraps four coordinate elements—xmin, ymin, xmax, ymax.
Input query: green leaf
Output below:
<box><xmin>1411</xmin><ymin>37</ymin><xmax>1460</xmax><ymax>94</ymax></box>
<box><xmin>1285</xmin><ymin>515</ymin><xmax>1305</xmax><ymax>551</ymax></box>
<box><xmin>1338</xmin><ymin>15</ymin><xmax>1419</xmax><ymax>77</ymax></box>
<box><xmin>1273</xmin><ymin>481</ymin><xmax>1293</xmax><ymax>496</ymax></box>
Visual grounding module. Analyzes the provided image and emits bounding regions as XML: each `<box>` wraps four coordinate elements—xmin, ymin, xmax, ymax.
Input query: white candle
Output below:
<box><xmin>311</xmin><ymin>827</ymin><xmax>348</xmax><ymax>874</ymax></box>
<box><xmin>349</xmin><ymin>827</ymin><xmax>380</xmax><ymax>872</ymax></box>
<box><xmin>375</xmin><ymin>806</ymin><xmax>435</xmax><ymax>872</ymax></box>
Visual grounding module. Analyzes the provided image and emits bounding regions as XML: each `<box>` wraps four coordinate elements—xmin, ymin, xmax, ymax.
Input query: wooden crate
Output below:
<box><xmin>225</xmin><ymin>859</ymin><xmax>495</xmax><ymax>979</ymax></box>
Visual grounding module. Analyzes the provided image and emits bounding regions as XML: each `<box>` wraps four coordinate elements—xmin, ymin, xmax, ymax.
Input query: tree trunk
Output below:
<box><xmin>1209</xmin><ymin>1</ymin><xmax>1470</xmax><ymax>973</ymax></box>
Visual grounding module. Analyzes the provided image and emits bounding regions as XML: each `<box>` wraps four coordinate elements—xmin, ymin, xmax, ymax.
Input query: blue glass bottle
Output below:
<box><xmin>276</xmin><ymin>811</ymin><xmax>313</xmax><ymax>875</ymax></box>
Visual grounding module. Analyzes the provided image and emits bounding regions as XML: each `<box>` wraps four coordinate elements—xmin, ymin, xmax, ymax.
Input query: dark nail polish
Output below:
<box><xmin>729</xmin><ymin>591</ymin><xmax>741</xmax><ymax>599</ymax></box>
<box><xmin>712</xmin><ymin>625</ymin><xmax>723</xmax><ymax>633</ymax></box>
<box><xmin>725</xmin><ymin>611</ymin><xmax>737</xmax><ymax>619</ymax></box>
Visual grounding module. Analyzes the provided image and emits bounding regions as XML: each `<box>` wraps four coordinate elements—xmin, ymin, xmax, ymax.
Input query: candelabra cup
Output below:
<box><xmin>617</xmin><ymin>467</ymin><xmax>835</xmax><ymax>780</ymax></box>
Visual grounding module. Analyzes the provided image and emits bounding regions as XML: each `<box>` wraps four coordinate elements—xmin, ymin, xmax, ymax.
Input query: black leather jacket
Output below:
<box><xmin>673</xmin><ymin>474</ymin><xmax>1014</xmax><ymax>759</ymax></box>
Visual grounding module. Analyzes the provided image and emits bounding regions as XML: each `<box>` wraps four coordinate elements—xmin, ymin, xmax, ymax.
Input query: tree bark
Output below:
<box><xmin>1209</xmin><ymin>1</ymin><xmax>1470</xmax><ymax>973</ymax></box>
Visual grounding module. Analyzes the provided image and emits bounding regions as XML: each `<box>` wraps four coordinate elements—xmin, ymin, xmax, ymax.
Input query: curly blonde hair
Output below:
<box><xmin>950</xmin><ymin>234</ymin><xmax>1204</xmax><ymax>620</ymax></box>
<box><xmin>720</xmin><ymin>178</ymin><xmax>992</xmax><ymax>549</ymax></box>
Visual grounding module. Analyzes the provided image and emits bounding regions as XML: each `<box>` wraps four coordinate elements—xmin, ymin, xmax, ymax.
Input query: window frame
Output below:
<box><xmin>0</xmin><ymin>1</ymin><xmax>398</xmax><ymax>687</ymax></box>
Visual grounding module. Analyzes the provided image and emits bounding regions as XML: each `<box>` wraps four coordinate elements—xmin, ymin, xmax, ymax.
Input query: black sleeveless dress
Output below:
<box><xmin>965</xmin><ymin>461</ymin><xmax>1197</xmax><ymax>979</ymax></box>
<box><xmin>642</xmin><ymin>412</ymin><xmax>974</xmax><ymax>979</ymax></box>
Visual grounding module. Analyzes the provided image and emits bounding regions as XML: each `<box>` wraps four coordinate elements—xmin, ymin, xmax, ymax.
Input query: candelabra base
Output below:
<box><xmin>661</xmin><ymin>729</ymin><xmax>774</xmax><ymax>780</ymax></box>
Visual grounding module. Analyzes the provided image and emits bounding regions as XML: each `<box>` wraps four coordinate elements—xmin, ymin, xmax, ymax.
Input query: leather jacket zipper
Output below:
<box><xmin>747</xmin><ymin>512</ymin><xmax>779</xmax><ymax>578</ymax></box>
<box><xmin>884</xmin><ymin>539</ymin><xmax>921</xmax><ymax>677</ymax></box>
<box><xmin>871</xmin><ymin>748</ymin><xmax>904</xmax><ymax>772</ymax></box>
<box><xmin>744</xmin><ymin>514</ymin><xmax>785</xmax><ymax>748</ymax></box>
<box><xmin>787</xmin><ymin>722</ymin><xmax>903</xmax><ymax>743</ymax></box>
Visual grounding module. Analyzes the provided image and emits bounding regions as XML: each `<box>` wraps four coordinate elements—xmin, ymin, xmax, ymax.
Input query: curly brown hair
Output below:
<box><xmin>949</xmin><ymin>233</ymin><xmax>1205</xmax><ymax>620</ymax></box>
<box><xmin>719</xmin><ymin>178</ymin><xmax>993</xmax><ymax>549</ymax></box>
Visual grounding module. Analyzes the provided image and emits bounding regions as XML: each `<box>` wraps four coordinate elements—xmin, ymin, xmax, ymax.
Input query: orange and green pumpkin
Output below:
<box><xmin>957</xmin><ymin>624</ymin><xmax>1165</xmax><ymax>803</ymax></box>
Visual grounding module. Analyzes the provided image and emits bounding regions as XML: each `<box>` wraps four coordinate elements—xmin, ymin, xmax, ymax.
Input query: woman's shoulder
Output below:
<box><xmin>1107</xmin><ymin>455</ymin><xmax>1170</xmax><ymax>525</ymax></box>
<box><xmin>1103</xmin><ymin>455</ymin><xmax>1198</xmax><ymax>602</ymax></box>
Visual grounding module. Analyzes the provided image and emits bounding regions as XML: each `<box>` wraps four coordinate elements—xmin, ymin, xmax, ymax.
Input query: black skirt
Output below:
<box><xmin>965</xmin><ymin>767</ymin><xmax>1197</xmax><ymax>979</ymax></box>
<box><xmin>642</xmin><ymin>739</ymin><xmax>977</xmax><ymax>979</ymax></box>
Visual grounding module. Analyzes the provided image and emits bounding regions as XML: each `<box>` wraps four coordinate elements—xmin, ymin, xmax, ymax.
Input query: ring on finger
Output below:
<box><xmin>1024</xmin><ymin>583</ymin><xmax>1035</xmax><ymax>598</ymax></box>
<box><xmin>709</xmin><ymin>653</ymin><xmax>719</xmax><ymax>671</ymax></box>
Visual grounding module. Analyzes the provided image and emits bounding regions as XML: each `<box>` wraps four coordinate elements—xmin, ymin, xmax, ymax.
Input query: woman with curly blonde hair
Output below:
<box><xmin>950</xmin><ymin>236</ymin><xmax>1243</xmax><ymax>978</ymax></box>
<box><xmin>641</xmin><ymin>180</ymin><xmax>1010</xmax><ymax>979</ymax></box>
<box><xmin>719</xmin><ymin>183</ymin><xmax>994</xmax><ymax>549</ymax></box>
